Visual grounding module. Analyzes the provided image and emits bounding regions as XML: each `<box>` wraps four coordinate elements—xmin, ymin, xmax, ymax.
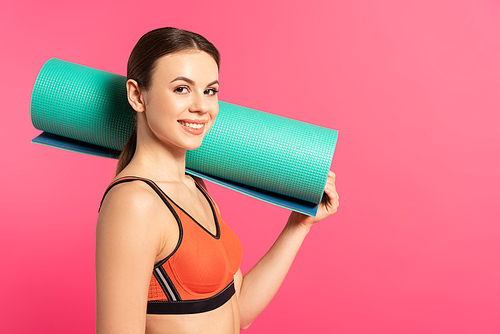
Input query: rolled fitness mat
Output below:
<box><xmin>31</xmin><ymin>58</ymin><xmax>338</xmax><ymax>216</ymax></box>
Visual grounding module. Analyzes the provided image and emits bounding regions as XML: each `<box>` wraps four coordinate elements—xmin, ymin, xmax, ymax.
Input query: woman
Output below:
<box><xmin>96</xmin><ymin>27</ymin><xmax>339</xmax><ymax>334</ymax></box>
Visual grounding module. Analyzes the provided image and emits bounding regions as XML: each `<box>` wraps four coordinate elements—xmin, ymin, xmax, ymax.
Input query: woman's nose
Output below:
<box><xmin>189</xmin><ymin>92</ymin><xmax>209</xmax><ymax>114</ymax></box>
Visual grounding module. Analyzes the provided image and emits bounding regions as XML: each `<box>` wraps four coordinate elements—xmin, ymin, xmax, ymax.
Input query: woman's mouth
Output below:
<box><xmin>178</xmin><ymin>120</ymin><xmax>206</xmax><ymax>135</ymax></box>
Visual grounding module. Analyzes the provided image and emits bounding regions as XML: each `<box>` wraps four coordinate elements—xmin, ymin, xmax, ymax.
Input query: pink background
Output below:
<box><xmin>1</xmin><ymin>0</ymin><xmax>500</xmax><ymax>333</ymax></box>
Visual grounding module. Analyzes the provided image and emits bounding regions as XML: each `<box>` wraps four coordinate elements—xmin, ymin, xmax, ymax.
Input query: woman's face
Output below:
<box><xmin>141</xmin><ymin>50</ymin><xmax>219</xmax><ymax>151</ymax></box>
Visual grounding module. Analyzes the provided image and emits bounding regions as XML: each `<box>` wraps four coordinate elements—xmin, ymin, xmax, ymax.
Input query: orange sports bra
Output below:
<box><xmin>99</xmin><ymin>176</ymin><xmax>243</xmax><ymax>314</ymax></box>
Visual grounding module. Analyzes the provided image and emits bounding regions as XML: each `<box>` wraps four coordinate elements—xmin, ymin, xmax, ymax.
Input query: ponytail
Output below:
<box><xmin>115</xmin><ymin>125</ymin><xmax>137</xmax><ymax>176</ymax></box>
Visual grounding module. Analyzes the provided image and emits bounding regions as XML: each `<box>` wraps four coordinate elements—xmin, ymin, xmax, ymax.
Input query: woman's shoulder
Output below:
<box><xmin>97</xmin><ymin>176</ymin><xmax>176</xmax><ymax>236</ymax></box>
<box><xmin>100</xmin><ymin>177</ymin><xmax>159</xmax><ymax>212</ymax></box>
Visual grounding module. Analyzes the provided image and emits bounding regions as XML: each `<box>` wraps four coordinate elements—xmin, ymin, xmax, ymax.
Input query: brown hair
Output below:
<box><xmin>115</xmin><ymin>27</ymin><xmax>220</xmax><ymax>175</ymax></box>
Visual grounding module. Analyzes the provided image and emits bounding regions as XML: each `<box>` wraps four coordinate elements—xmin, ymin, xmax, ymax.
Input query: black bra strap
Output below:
<box><xmin>98</xmin><ymin>176</ymin><xmax>184</xmax><ymax>267</ymax></box>
<box><xmin>99</xmin><ymin>177</ymin><xmax>163</xmax><ymax>212</ymax></box>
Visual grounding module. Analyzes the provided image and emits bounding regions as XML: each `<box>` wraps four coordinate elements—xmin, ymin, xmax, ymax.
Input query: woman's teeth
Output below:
<box><xmin>179</xmin><ymin>121</ymin><xmax>204</xmax><ymax>129</ymax></box>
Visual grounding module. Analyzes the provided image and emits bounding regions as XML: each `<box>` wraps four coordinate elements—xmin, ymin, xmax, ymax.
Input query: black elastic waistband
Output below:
<box><xmin>147</xmin><ymin>281</ymin><xmax>235</xmax><ymax>315</ymax></box>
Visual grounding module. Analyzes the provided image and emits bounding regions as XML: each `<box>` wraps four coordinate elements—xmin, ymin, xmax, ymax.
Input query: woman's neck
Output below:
<box><xmin>124</xmin><ymin>139</ymin><xmax>188</xmax><ymax>183</ymax></box>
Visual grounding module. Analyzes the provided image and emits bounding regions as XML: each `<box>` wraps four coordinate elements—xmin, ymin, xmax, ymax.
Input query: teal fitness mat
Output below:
<box><xmin>31</xmin><ymin>58</ymin><xmax>338</xmax><ymax>216</ymax></box>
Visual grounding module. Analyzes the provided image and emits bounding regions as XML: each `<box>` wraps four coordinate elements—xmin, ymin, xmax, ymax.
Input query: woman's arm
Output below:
<box><xmin>235</xmin><ymin>171</ymin><xmax>339</xmax><ymax>330</ymax></box>
<box><xmin>96</xmin><ymin>182</ymin><xmax>168</xmax><ymax>334</ymax></box>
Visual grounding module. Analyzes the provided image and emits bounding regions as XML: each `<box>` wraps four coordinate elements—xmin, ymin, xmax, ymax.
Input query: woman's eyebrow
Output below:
<box><xmin>170</xmin><ymin>76</ymin><xmax>195</xmax><ymax>85</ymax></box>
<box><xmin>207</xmin><ymin>80</ymin><xmax>219</xmax><ymax>87</ymax></box>
<box><xmin>170</xmin><ymin>77</ymin><xmax>218</xmax><ymax>87</ymax></box>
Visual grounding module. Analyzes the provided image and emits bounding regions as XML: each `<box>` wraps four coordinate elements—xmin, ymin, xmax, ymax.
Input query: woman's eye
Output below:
<box><xmin>174</xmin><ymin>86</ymin><xmax>189</xmax><ymax>94</ymax></box>
<box><xmin>205</xmin><ymin>88</ymin><xmax>219</xmax><ymax>96</ymax></box>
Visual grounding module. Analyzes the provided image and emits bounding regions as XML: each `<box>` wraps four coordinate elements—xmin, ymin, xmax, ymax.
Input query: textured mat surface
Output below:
<box><xmin>31</xmin><ymin>58</ymin><xmax>338</xmax><ymax>215</ymax></box>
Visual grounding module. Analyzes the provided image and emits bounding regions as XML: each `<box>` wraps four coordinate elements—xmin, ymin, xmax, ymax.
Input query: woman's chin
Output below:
<box><xmin>182</xmin><ymin>138</ymin><xmax>205</xmax><ymax>151</ymax></box>
<box><xmin>185</xmin><ymin>143</ymin><xmax>203</xmax><ymax>151</ymax></box>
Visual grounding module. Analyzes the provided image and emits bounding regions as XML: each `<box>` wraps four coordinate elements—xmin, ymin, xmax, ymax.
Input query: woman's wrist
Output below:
<box><xmin>287</xmin><ymin>212</ymin><xmax>312</xmax><ymax>236</ymax></box>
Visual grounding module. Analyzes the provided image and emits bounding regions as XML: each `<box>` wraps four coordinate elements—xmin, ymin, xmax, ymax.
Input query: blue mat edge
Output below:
<box><xmin>32</xmin><ymin>132</ymin><xmax>319</xmax><ymax>216</ymax></box>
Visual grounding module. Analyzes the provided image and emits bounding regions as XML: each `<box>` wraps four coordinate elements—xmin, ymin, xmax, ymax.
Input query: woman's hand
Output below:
<box><xmin>289</xmin><ymin>171</ymin><xmax>339</xmax><ymax>229</ymax></box>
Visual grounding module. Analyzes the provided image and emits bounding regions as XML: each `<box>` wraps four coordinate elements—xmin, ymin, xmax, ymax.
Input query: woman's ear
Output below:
<box><xmin>126</xmin><ymin>79</ymin><xmax>146</xmax><ymax>112</ymax></box>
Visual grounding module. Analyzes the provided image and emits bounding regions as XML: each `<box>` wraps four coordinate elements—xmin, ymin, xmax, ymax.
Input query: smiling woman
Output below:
<box><xmin>96</xmin><ymin>27</ymin><xmax>339</xmax><ymax>334</ymax></box>
<box><xmin>128</xmin><ymin>51</ymin><xmax>219</xmax><ymax>152</ymax></box>
<box><xmin>115</xmin><ymin>28</ymin><xmax>221</xmax><ymax>174</ymax></box>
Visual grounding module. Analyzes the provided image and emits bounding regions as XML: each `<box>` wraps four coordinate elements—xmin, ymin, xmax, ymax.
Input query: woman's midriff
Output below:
<box><xmin>145</xmin><ymin>295</ymin><xmax>240</xmax><ymax>334</ymax></box>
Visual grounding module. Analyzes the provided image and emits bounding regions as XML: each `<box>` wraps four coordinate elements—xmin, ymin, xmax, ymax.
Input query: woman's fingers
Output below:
<box><xmin>324</xmin><ymin>184</ymin><xmax>338</xmax><ymax>200</ymax></box>
<box><xmin>322</xmin><ymin>171</ymin><xmax>339</xmax><ymax>214</ymax></box>
<box><xmin>324</xmin><ymin>172</ymin><xmax>339</xmax><ymax>201</ymax></box>
<box><xmin>324</xmin><ymin>186</ymin><xmax>339</xmax><ymax>208</ymax></box>
<box><xmin>309</xmin><ymin>171</ymin><xmax>339</xmax><ymax>223</ymax></box>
